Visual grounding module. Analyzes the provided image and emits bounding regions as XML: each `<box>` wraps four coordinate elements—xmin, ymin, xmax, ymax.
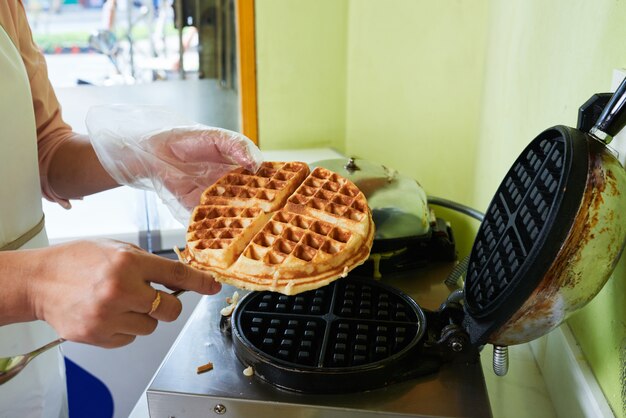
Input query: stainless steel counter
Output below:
<box><xmin>145</xmin><ymin>264</ymin><xmax>492</xmax><ymax>418</ymax></box>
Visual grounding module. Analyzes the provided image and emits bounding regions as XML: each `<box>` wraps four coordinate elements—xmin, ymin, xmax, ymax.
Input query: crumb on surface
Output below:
<box><xmin>196</xmin><ymin>361</ymin><xmax>214</xmax><ymax>374</ymax></box>
<box><xmin>220</xmin><ymin>291</ymin><xmax>241</xmax><ymax>317</ymax></box>
<box><xmin>243</xmin><ymin>366</ymin><xmax>254</xmax><ymax>377</ymax></box>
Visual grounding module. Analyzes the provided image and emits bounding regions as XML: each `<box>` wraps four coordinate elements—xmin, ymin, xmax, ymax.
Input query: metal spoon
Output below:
<box><xmin>0</xmin><ymin>289</ymin><xmax>186</xmax><ymax>385</ymax></box>
<box><xmin>0</xmin><ymin>338</ymin><xmax>66</xmax><ymax>385</ymax></box>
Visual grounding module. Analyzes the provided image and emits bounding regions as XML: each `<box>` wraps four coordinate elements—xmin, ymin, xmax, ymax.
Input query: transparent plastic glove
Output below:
<box><xmin>86</xmin><ymin>104</ymin><xmax>262</xmax><ymax>224</ymax></box>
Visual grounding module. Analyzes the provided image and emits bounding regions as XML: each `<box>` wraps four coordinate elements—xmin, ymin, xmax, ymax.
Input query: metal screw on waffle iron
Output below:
<box><xmin>213</xmin><ymin>404</ymin><xmax>227</xmax><ymax>415</ymax></box>
<box><xmin>493</xmin><ymin>346</ymin><xmax>509</xmax><ymax>377</ymax></box>
<box><xmin>450</xmin><ymin>339</ymin><xmax>464</xmax><ymax>352</ymax></box>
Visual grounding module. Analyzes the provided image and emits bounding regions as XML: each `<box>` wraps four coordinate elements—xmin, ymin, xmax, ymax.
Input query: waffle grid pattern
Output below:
<box><xmin>235</xmin><ymin>279</ymin><xmax>421</xmax><ymax>368</ymax></box>
<box><xmin>466</xmin><ymin>137</ymin><xmax>567</xmax><ymax>315</ymax></box>
<box><xmin>288</xmin><ymin>167</ymin><xmax>369</xmax><ymax>223</ymax></box>
<box><xmin>241</xmin><ymin>211</ymin><xmax>352</xmax><ymax>265</ymax></box>
<box><xmin>201</xmin><ymin>162</ymin><xmax>308</xmax><ymax>209</ymax></box>
<box><xmin>188</xmin><ymin>206</ymin><xmax>263</xmax><ymax>250</ymax></box>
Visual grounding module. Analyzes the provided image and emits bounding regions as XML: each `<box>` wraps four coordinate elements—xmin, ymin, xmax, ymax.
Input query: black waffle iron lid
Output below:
<box><xmin>463</xmin><ymin>82</ymin><xmax>626</xmax><ymax>347</ymax></box>
<box><xmin>462</xmin><ymin>126</ymin><xmax>589</xmax><ymax>345</ymax></box>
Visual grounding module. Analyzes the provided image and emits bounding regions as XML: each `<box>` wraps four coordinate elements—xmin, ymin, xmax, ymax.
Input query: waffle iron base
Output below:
<box><xmin>146</xmin><ymin>264</ymin><xmax>492</xmax><ymax>418</ymax></box>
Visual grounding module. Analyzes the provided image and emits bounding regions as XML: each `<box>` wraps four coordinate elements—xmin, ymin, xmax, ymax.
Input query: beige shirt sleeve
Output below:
<box><xmin>1</xmin><ymin>1</ymin><xmax>74</xmax><ymax>207</ymax></box>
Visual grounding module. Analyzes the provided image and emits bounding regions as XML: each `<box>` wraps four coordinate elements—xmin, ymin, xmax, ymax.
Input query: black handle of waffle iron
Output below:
<box><xmin>577</xmin><ymin>93</ymin><xmax>611</xmax><ymax>132</ymax></box>
<box><xmin>591</xmin><ymin>76</ymin><xmax>626</xmax><ymax>142</ymax></box>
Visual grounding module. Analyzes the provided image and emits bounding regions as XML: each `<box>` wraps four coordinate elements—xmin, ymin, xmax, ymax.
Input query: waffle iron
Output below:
<box><xmin>226</xmin><ymin>80</ymin><xmax>626</xmax><ymax>392</ymax></box>
<box><xmin>311</xmin><ymin>158</ymin><xmax>457</xmax><ymax>277</ymax></box>
<box><xmin>229</xmin><ymin>276</ymin><xmax>471</xmax><ymax>393</ymax></box>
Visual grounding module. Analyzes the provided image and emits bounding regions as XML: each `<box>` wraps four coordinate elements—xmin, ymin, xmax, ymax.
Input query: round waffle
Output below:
<box><xmin>180</xmin><ymin>161</ymin><xmax>375</xmax><ymax>295</ymax></box>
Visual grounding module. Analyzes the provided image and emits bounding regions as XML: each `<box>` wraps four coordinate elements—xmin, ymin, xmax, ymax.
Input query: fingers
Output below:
<box><xmin>103</xmin><ymin>242</ymin><xmax>220</xmax><ymax>297</ymax></box>
<box><xmin>211</xmin><ymin>130</ymin><xmax>262</xmax><ymax>172</ymax></box>
<box><xmin>62</xmin><ymin>312</ymin><xmax>155</xmax><ymax>349</ymax></box>
<box><xmin>39</xmin><ymin>240</ymin><xmax>218</xmax><ymax>350</ymax></box>
<box><xmin>157</xmin><ymin>128</ymin><xmax>262</xmax><ymax>215</ymax></box>
<box><xmin>137</xmin><ymin>251</ymin><xmax>222</xmax><ymax>295</ymax></box>
<box><xmin>57</xmin><ymin>296</ymin><xmax>157</xmax><ymax>346</ymax></box>
<box><xmin>160</xmin><ymin>173</ymin><xmax>204</xmax><ymax>210</ymax></box>
<box><xmin>167</xmin><ymin>128</ymin><xmax>262</xmax><ymax>172</ymax></box>
<box><xmin>100</xmin><ymin>334</ymin><xmax>136</xmax><ymax>349</ymax></box>
<box><xmin>73</xmin><ymin>293</ymin><xmax>181</xmax><ymax>348</ymax></box>
<box><xmin>180</xmin><ymin>188</ymin><xmax>203</xmax><ymax>211</ymax></box>
<box><xmin>167</xmin><ymin>132</ymin><xmax>224</xmax><ymax>163</ymax></box>
<box><xmin>117</xmin><ymin>312</ymin><xmax>158</xmax><ymax>336</ymax></box>
<box><xmin>145</xmin><ymin>290</ymin><xmax>183</xmax><ymax>322</ymax></box>
<box><xmin>71</xmin><ymin>294</ymin><xmax>181</xmax><ymax>348</ymax></box>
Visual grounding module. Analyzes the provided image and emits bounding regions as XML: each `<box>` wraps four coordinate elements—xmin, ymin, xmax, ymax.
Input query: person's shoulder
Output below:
<box><xmin>0</xmin><ymin>1</ymin><xmax>27</xmax><ymax>39</ymax></box>
<box><xmin>1</xmin><ymin>1</ymin><xmax>38</xmax><ymax>54</ymax></box>
<box><xmin>1</xmin><ymin>1</ymin><xmax>24</xmax><ymax>23</ymax></box>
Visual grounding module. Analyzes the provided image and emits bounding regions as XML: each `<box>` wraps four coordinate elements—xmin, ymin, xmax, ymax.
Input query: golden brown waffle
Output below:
<box><xmin>181</xmin><ymin>162</ymin><xmax>374</xmax><ymax>295</ymax></box>
<box><xmin>185</xmin><ymin>206</ymin><xmax>272</xmax><ymax>269</ymax></box>
<box><xmin>285</xmin><ymin>167</ymin><xmax>371</xmax><ymax>237</ymax></box>
<box><xmin>200</xmin><ymin>161</ymin><xmax>309</xmax><ymax>212</ymax></box>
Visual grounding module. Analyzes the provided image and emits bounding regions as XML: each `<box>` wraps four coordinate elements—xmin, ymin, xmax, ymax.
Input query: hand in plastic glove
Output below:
<box><xmin>86</xmin><ymin>105</ymin><xmax>263</xmax><ymax>224</ymax></box>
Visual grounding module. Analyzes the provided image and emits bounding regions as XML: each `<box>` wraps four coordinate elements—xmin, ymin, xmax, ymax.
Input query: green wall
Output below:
<box><xmin>254</xmin><ymin>1</ymin><xmax>626</xmax><ymax>415</ymax></box>
<box><xmin>255</xmin><ymin>0</ymin><xmax>348</xmax><ymax>151</ymax></box>
<box><xmin>256</xmin><ymin>0</ymin><xmax>489</xmax><ymax>256</ymax></box>
<box><xmin>343</xmin><ymin>0</ymin><xmax>489</xmax><ymax>257</ymax></box>
<box><xmin>344</xmin><ymin>0</ymin><xmax>489</xmax><ymax>210</ymax></box>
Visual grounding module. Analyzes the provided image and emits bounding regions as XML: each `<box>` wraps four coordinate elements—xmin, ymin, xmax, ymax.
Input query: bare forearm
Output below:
<box><xmin>47</xmin><ymin>134</ymin><xmax>120</xmax><ymax>199</ymax></box>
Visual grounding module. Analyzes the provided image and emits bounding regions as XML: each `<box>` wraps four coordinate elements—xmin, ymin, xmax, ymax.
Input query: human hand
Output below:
<box><xmin>29</xmin><ymin>239</ymin><xmax>221</xmax><ymax>348</ymax></box>
<box><xmin>137</xmin><ymin>126</ymin><xmax>262</xmax><ymax>211</ymax></box>
<box><xmin>86</xmin><ymin>105</ymin><xmax>263</xmax><ymax>224</ymax></box>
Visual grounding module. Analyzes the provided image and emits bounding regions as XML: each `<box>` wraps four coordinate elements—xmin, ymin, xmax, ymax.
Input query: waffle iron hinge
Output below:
<box><xmin>422</xmin><ymin>300</ymin><xmax>479</xmax><ymax>364</ymax></box>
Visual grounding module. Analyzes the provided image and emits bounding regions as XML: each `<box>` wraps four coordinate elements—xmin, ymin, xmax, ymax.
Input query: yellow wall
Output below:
<box><xmin>345</xmin><ymin>0</ymin><xmax>489</xmax><ymax>209</ymax></box>
<box><xmin>343</xmin><ymin>0</ymin><xmax>489</xmax><ymax>257</ymax></box>
<box><xmin>254</xmin><ymin>1</ymin><xmax>626</xmax><ymax>415</ymax></box>
<box><xmin>254</xmin><ymin>0</ymin><xmax>348</xmax><ymax>151</ymax></box>
<box><xmin>255</xmin><ymin>0</ymin><xmax>490</xmax><ymax>255</ymax></box>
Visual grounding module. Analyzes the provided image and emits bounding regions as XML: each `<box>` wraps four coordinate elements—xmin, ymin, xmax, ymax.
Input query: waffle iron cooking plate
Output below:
<box><xmin>231</xmin><ymin>277</ymin><xmax>467</xmax><ymax>393</ymax></box>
